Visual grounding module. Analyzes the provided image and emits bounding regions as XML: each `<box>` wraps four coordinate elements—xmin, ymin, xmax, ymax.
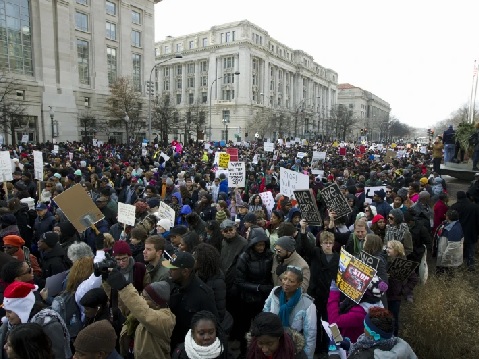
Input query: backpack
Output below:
<box><xmin>51</xmin><ymin>291</ymin><xmax>82</xmax><ymax>338</ymax></box>
<box><xmin>468</xmin><ymin>132</ymin><xmax>479</xmax><ymax>147</ymax></box>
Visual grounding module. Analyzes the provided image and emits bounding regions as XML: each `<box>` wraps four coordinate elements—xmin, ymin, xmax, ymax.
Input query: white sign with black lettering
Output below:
<box><xmin>33</xmin><ymin>150</ymin><xmax>44</xmax><ymax>181</ymax></box>
<box><xmin>279</xmin><ymin>167</ymin><xmax>309</xmax><ymax>199</ymax></box>
<box><xmin>0</xmin><ymin>151</ymin><xmax>12</xmax><ymax>182</ymax></box>
<box><xmin>117</xmin><ymin>202</ymin><xmax>136</xmax><ymax>226</ymax></box>
<box><xmin>228</xmin><ymin>162</ymin><xmax>245</xmax><ymax>187</ymax></box>
<box><xmin>364</xmin><ymin>186</ymin><xmax>387</xmax><ymax>204</ymax></box>
<box><xmin>264</xmin><ymin>142</ymin><xmax>275</xmax><ymax>152</ymax></box>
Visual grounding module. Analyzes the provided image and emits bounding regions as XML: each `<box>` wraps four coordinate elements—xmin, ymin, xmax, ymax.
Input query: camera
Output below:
<box><xmin>93</xmin><ymin>253</ymin><xmax>117</xmax><ymax>277</ymax></box>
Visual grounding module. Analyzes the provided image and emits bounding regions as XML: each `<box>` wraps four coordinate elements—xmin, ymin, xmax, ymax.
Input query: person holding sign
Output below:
<box><xmin>386</xmin><ymin>240</ymin><xmax>418</xmax><ymax>336</ymax></box>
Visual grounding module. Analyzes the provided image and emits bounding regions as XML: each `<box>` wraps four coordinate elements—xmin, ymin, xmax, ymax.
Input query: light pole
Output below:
<box><xmin>49</xmin><ymin>106</ymin><xmax>58</xmax><ymax>142</ymax></box>
<box><xmin>147</xmin><ymin>54</ymin><xmax>183</xmax><ymax>143</ymax></box>
<box><xmin>208</xmin><ymin>71</ymin><xmax>240</xmax><ymax>141</ymax></box>
<box><xmin>124</xmin><ymin>112</ymin><xmax>129</xmax><ymax>144</ymax></box>
<box><xmin>222</xmin><ymin>117</ymin><xmax>230</xmax><ymax>142</ymax></box>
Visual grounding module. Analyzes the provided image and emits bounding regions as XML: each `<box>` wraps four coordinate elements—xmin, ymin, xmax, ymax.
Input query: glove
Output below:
<box><xmin>258</xmin><ymin>284</ymin><xmax>273</xmax><ymax>294</ymax></box>
<box><xmin>94</xmin><ymin>233</ymin><xmax>105</xmax><ymax>251</ymax></box>
<box><xmin>106</xmin><ymin>269</ymin><xmax>128</xmax><ymax>291</ymax></box>
<box><xmin>330</xmin><ymin>279</ymin><xmax>339</xmax><ymax>292</ymax></box>
<box><xmin>339</xmin><ymin>338</ymin><xmax>351</xmax><ymax>351</ymax></box>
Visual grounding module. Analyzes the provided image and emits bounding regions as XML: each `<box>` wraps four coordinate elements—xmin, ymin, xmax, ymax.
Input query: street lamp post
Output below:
<box><xmin>124</xmin><ymin>112</ymin><xmax>129</xmax><ymax>144</ymax></box>
<box><xmin>222</xmin><ymin>117</ymin><xmax>230</xmax><ymax>142</ymax></box>
<box><xmin>147</xmin><ymin>54</ymin><xmax>183</xmax><ymax>143</ymax></box>
<box><xmin>48</xmin><ymin>106</ymin><xmax>57</xmax><ymax>142</ymax></box>
<box><xmin>208</xmin><ymin>71</ymin><xmax>240</xmax><ymax>141</ymax></box>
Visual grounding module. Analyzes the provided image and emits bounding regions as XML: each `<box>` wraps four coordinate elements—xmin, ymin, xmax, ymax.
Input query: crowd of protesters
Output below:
<box><xmin>0</xmin><ymin>133</ymin><xmax>476</xmax><ymax>359</ymax></box>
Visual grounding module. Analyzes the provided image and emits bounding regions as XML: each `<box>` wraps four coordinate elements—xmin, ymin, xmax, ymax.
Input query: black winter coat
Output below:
<box><xmin>41</xmin><ymin>243</ymin><xmax>71</xmax><ymax>279</ymax></box>
<box><xmin>450</xmin><ymin>198</ymin><xmax>479</xmax><ymax>244</ymax></box>
<box><xmin>407</xmin><ymin>222</ymin><xmax>431</xmax><ymax>263</ymax></box>
<box><xmin>307</xmin><ymin>248</ymin><xmax>339</xmax><ymax>310</ymax></box>
<box><xmin>34</xmin><ymin>211</ymin><xmax>56</xmax><ymax>241</ymax></box>
<box><xmin>200</xmin><ymin>271</ymin><xmax>227</xmax><ymax>322</ymax></box>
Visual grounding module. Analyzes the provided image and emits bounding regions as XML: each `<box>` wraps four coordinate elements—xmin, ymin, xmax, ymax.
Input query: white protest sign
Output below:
<box><xmin>252</xmin><ymin>154</ymin><xmax>258</xmax><ymax>164</ymax></box>
<box><xmin>0</xmin><ymin>151</ymin><xmax>12</xmax><ymax>182</ymax></box>
<box><xmin>92</xmin><ymin>139</ymin><xmax>98</xmax><ymax>146</ymax></box>
<box><xmin>160</xmin><ymin>152</ymin><xmax>170</xmax><ymax>161</ymax></box>
<box><xmin>365</xmin><ymin>186</ymin><xmax>387</xmax><ymax>204</ymax></box>
<box><xmin>259</xmin><ymin>191</ymin><xmax>275</xmax><ymax>216</ymax></box>
<box><xmin>294</xmin><ymin>137</ymin><xmax>301</xmax><ymax>143</ymax></box>
<box><xmin>420</xmin><ymin>146</ymin><xmax>427</xmax><ymax>154</ymax></box>
<box><xmin>204</xmin><ymin>143</ymin><xmax>210</xmax><ymax>150</ymax></box>
<box><xmin>117</xmin><ymin>202</ymin><xmax>136</xmax><ymax>226</ymax></box>
<box><xmin>228</xmin><ymin>162</ymin><xmax>245</xmax><ymax>187</ymax></box>
<box><xmin>33</xmin><ymin>150</ymin><xmax>44</xmax><ymax>181</ymax></box>
<box><xmin>279</xmin><ymin>167</ymin><xmax>309</xmax><ymax>199</ymax></box>
<box><xmin>297</xmin><ymin>152</ymin><xmax>307</xmax><ymax>159</ymax></box>
<box><xmin>142</xmin><ymin>149</ymin><xmax>147</xmax><ymax>156</ymax></box>
<box><xmin>285</xmin><ymin>142</ymin><xmax>291</xmax><ymax>148</ymax></box>
<box><xmin>21</xmin><ymin>134</ymin><xmax>29</xmax><ymax>143</ymax></box>
<box><xmin>157</xmin><ymin>202</ymin><xmax>176</xmax><ymax>226</ymax></box>
<box><xmin>264</xmin><ymin>142</ymin><xmax>275</xmax><ymax>152</ymax></box>
<box><xmin>68</xmin><ymin>152</ymin><xmax>73</xmax><ymax>161</ymax></box>
<box><xmin>313</xmin><ymin>151</ymin><xmax>326</xmax><ymax>161</ymax></box>
<box><xmin>53</xmin><ymin>145</ymin><xmax>59</xmax><ymax>153</ymax></box>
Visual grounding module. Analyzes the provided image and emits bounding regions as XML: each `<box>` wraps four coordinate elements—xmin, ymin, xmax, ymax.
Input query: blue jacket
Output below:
<box><xmin>219</xmin><ymin>179</ymin><xmax>229</xmax><ymax>195</ymax></box>
<box><xmin>34</xmin><ymin>211</ymin><xmax>56</xmax><ymax>241</ymax></box>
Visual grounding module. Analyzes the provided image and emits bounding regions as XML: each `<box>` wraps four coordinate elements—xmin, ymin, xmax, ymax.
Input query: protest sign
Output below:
<box><xmin>228</xmin><ymin>162</ymin><xmax>245</xmax><ymax>187</ymax></box>
<box><xmin>225</xmin><ymin>148</ymin><xmax>239</xmax><ymax>162</ymax></box>
<box><xmin>264</xmin><ymin>142</ymin><xmax>275</xmax><ymax>152</ymax></box>
<box><xmin>218</xmin><ymin>153</ymin><xmax>230</xmax><ymax>168</ymax></box>
<box><xmin>215</xmin><ymin>169</ymin><xmax>228</xmax><ymax>179</ymax></box>
<box><xmin>387</xmin><ymin>257</ymin><xmax>419</xmax><ymax>281</ymax></box>
<box><xmin>358</xmin><ymin>251</ymin><xmax>380</xmax><ymax>270</ymax></box>
<box><xmin>297</xmin><ymin>152</ymin><xmax>307</xmax><ymax>159</ymax></box>
<box><xmin>320</xmin><ymin>183</ymin><xmax>352</xmax><ymax>219</ymax></box>
<box><xmin>21</xmin><ymin>134</ymin><xmax>29</xmax><ymax>143</ymax></box>
<box><xmin>252</xmin><ymin>154</ymin><xmax>258</xmax><ymax>164</ymax></box>
<box><xmin>0</xmin><ymin>151</ymin><xmax>12</xmax><ymax>182</ymax></box>
<box><xmin>204</xmin><ymin>143</ymin><xmax>210</xmax><ymax>150</ymax></box>
<box><xmin>294</xmin><ymin>189</ymin><xmax>322</xmax><ymax>226</ymax></box>
<box><xmin>259</xmin><ymin>191</ymin><xmax>275</xmax><ymax>215</ymax></box>
<box><xmin>279</xmin><ymin>167</ymin><xmax>309</xmax><ymax>199</ymax></box>
<box><xmin>364</xmin><ymin>186</ymin><xmax>387</xmax><ymax>204</ymax></box>
<box><xmin>53</xmin><ymin>184</ymin><xmax>104</xmax><ymax>233</ymax></box>
<box><xmin>313</xmin><ymin>151</ymin><xmax>326</xmax><ymax>161</ymax></box>
<box><xmin>141</xmin><ymin>149</ymin><xmax>147</xmax><ymax>156</ymax></box>
<box><xmin>157</xmin><ymin>202</ymin><xmax>176</xmax><ymax>226</ymax></box>
<box><xmin>420</xmin><ymin>146</ymin><xmax>427</xmax><ymax>154</ymax></box>
<box><xmin>117</xmin><ymin>202</ymin><xmax>136</xmax><ymax>226</ymax></box>
<box><xmin>33</xmin><ymin>150</ymin><xmax>44</xmax><ymax>181</ymax></box>
<box><xmin>337</xmin><ymin>248</ymin><xmax>377</xmax><ymax>303</ymax></box>
<box><xmin>384</xmin><ymin>150</ymin><xmax>396</xmax><ymax>163</ymax></box>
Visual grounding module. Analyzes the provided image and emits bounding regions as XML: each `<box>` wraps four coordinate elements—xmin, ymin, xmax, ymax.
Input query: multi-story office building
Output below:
<box><xmin>0</xmin><ymin>0</ymin><xmax>158</xmax><ymax>144</ymax></box>
<box><xmin>154</xmin><ymin>20</ymin><xmax>338</xmax><ymax>141</ymax></box>
<box><xmin>337</xmin><ymin>83</ymin><xmax>391</xmax><ymax>140</ymax></box>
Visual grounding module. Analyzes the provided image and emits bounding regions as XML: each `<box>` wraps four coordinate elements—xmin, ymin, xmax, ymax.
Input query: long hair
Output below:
<box><xmin>363</xmin><ymin>234</ymin><xmax>383</xmax><ymax>255</ymax></box>
<box><xmin>205</xmin><ymin>220</ymin><xmax>223</xmax><ymax>252</ymax></box>
<box><xmin>66</xmin><ymin>257</ymin><xmax>93</xmax><ymax>293</ymax></box>
<box><xmin>7</xmin><ymin>323</ymin><xmax>53</xmax><ymax>359</ymax></box>
<box><xmin>194</xmin><ymin>243</ymin><xmax>221</xmax><ymax>281</ymax></box>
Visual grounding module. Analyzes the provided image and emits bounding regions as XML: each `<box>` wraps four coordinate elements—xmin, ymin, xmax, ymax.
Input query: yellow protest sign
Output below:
<box><xmin>332</xmin><ymin>141</ymin><xmax>339</xmax><ymax>148</ymax></box>
<box><xmin>202</xmin><ymin>152</ymin><xmax>209</xmax><ymax>162</ymax></box>
<box><xmin>391</xmin><ymin>143</ymin><xmax>397</xmax><ymax>148</ymax></box>
<box><xmin>218</xmin><ymin>153</ymin><xmax>230</xmax><ymax>168</ymax></box>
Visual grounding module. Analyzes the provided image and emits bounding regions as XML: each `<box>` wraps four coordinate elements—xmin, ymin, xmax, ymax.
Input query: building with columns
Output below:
<box><xmin>337</xmin><ymin>83</ymin><xmax>391</xmax><ymax>141</ymax></box>
<box><xmin>154</xmin><ymin>20</ymin><xmax>338</xmax><ymax>142</ymax></box>
<box><xmin>0</xmin><ymin>0</ymin><xmax>158</xmax><ymax>145</ymax></box>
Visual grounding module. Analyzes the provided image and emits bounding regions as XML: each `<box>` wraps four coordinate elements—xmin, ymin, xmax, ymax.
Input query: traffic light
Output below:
<box><xmin>360</xmin><ymin>129</ymin><xmax>364</xmax><ymax>134</ymax></box>
<box><xmin>146</xmin><ymin>81</ymin><xmax>154</xmax><ymax>96</ymax></box>
<box><xmin>427</xmin><ymin>129</ymin><xmax>431</xmax><ymax>136</ymax></box>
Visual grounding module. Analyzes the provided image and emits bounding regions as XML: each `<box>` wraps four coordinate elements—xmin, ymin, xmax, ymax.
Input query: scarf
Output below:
<box><xmin>349</xmin><ymin>333</ymin><xmax>398</xmax><ymax>355</ymax></box>
<box><xmin>384</xmin><ymin>223</ymin><xmax>409</xmax><ymax>243</ymax></box>
<box><xmin>184</xmin><ymin>329</ymin><xmax>223</xmax><ymax>359</ymax></box>
<box><xmin>247</xmin><ymin>334</ymin><xmax>296</xmax><ymax>359</ymax></box>
<box><xmin>119</xmin><ymin>257</ymin><xmax>135</xmax><ymax>283</ymax></box>
<box><xmin>278</xmin><ymin>288</ymin><xmax>302</xmax><ymax>327</ymax></box>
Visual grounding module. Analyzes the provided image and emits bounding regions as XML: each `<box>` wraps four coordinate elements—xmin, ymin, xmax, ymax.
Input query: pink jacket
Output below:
<box><xmin>326</xmin><ymin>290</ymin><xmax>366</xmax><ymax>343</ymax></box>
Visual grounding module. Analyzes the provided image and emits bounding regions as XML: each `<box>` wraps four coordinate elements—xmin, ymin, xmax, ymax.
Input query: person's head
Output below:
<box><xmin>408</xmin><ymin>182</ymin><xmax>420</xmax><ymax>195</ymax></box>
<box><xmin>179</xmin><ymin>231</ymin><xmax>200</xmax><ymax>253</ymax></box>
<box><xmin>144</xmin><ymin>185</ymin><xmax>157</xmax><ymax>198</ymax></box>
<box><xmin>270</xmin><ymin>210</ymin><xmax>284</xmax><ymax>225</ymax></box>
<box><xmin>190</xmin><ymin>310</ymin><xmax>223</xmax><ymax>348</ymax></box>
<box><xmin>5</xmin><ymin>323</ymin><xmax>53</xmax><ymax>359</ymax></box>
<box><xmin>372</xmin><ymin>214</ymin><xmax>386</xmax><ymax>229</ymax></box>
<box><xmin>354</xmin><ymin>219</ymin><xmax>367</xmax><ymax>240</ymax></box>
<box><xmin>319</xmin><ymin>231</ymin><xmax>334</xmax><ymax>254</ymax></box>
<box><xmin>193</xmin><ymin>243</ymin><xmax>221</xmax><ymax>280</ymax></box>
<box><xmin>281</xmin><ymin>266</ymin><xmax>303</xmax><ymax>297</ymax></box>
<box><xmin>446</xmin><ymin>209</ymin><xmax>459</xmax><ymax>222</ymax></box>
<box><xmin>238</xmin><ymin>203</ymin><xmax>249</xmax><ymax>215</ymax></box>
<box><xmin>95</xmin><ymin>196</ymin><xmax>109</xmax><ymax>209</ymax></box>
<box><xmin>386</xmin><ymin>240</ymin><xmax>405</xmax><ymax>258</ymax></box>
<box><xmin>290</xmin><ymin>210</ymin><xmax>302</xmax><ymax>226</ymax></box>
<box><xmin>142</xmin><ymin>281</ymin><xmax>170</xmax><ymax>310</ymax></box>
<box><xmin>73</xmin><ymin>320</ymin><xmax>117</xmax><ymax>359</ymax></box>
<box><xmin>418</xmin><ymin>190</ymin><xmax>430</xmax><ymax>204</ymax></box>
<box><xmin>37</xmin><ymin>232</ymin><xmax>59</xmax><ymax>252</ymax></box>
<box><xmin>35</xmin><ymin>203</ymin><xmax>48</xmax><ymax>217</ymax></box>
<box><xmin>130</xmin><ymin>226</ymin><xmax>148</xmax><ymax>246</ymax></box>
<box><xmin>363</xmin><ymin>234</ymin><xmax>383</xmax><ymax>255</ymax></box>
<box><xmin>67</xmin><ymin>241</ymin><xmax>94</xmax><ymax>263</ymax></box>
<box><xmin>66</xmin><ymin>257</ymin><xmax>93</xmax><ymax>293</ymax></box>
<box><xmin>3</xmin><ymin>281</ymin><xmax>36</xmax><ymax>325</ymax></box>
<box><xmin>277</xmin><ymin>222</ymin><xmax>297</xmax><ymax>238</ymax></box>
<box><xmin>363</xmin><ymin>307</ymin><xmax>395</xmax><ymax>341</ymax></box>
<box><xmin>393</xmin><ymin>195</ymin><xmax>403</xmax><ymax>209</ymax></box>
<box><xmin>243</xmin><ymin>212</ymin><xmax>257</xmax><ymax>228</ymax></box>
<box><xmin>163</xmin><ymin>251</ymin><xmax>195</xmax><ymax>284</ymax></box>
<box><xmin>274</xmin><ymin>236</ymin><xmax>296</xmax><ymax>260</ymax></box>
<box><xmin>249</xmin><ymin>312</ymin><xmax>287</xmax><ymax>357</ymax></box>
<box><xmin>1</xmin><ymin>261</ymin><xmax>33</xmax><ymax>284</ymax></box>
<box><xmin>143</xmin><ymin>235</ymin><xmax>165</xmax><ymax>264</ymax></box>
<box><xmin>2</xmin><ymin>235</ymin><xmax>25</xmax><ymax>256</ymax></box>
<box><xmin>168</xmin><ymin>225</ymin><xmax>188</xmax><ymax>247</ymax></box>
<box><xmin>80</xmin><ymin>287</ymin><xmax>109</xmax><ymax>321</ymax></box>
<box><xmin>373</xmin><ymin>189</ymin><xmax>386</xmax><ymax>203</ymax></box>
<box><xmin>220</xmin><ymin>219</ymin><xmax>237</xmax><ymax>240</ymax></box>
<box><xmin>111</xmin><ymin>241</ymin><xmax>132</xmax><ymax>269</ymax></box>
<box><xmin>388</xmin><ymin>208</ymin><xmax>404</xmax><ymax>226</ymax></box>
<box><xmin>157</xmin><ymin>218</ymin><xmax>172</xmax><ymax>234</ymax></box>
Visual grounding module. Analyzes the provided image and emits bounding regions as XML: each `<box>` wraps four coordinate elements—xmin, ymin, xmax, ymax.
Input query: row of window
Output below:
<box><xmin>167</xmin><ymin>90</ymin><xmax>235</xmax><ymax>105</ymax></box>
<box><xmin>163</xmin><ymin>32</ymin><xmax>239</xmax><ymax>54</ymax></box>
<box><xmin>77</xmin><ymin>0</ymin><xmax>142</xmax><ymax>24</ymax></box>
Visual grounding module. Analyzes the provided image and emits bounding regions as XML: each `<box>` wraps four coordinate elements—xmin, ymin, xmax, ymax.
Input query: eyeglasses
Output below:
<box><xmin>388</xmin><ymin>216</ymin><xmax>394</xmax><ymax>220</ymax></box>
<box><xmin>222</xmin><ymin>227</ymin><xmax>234</xmax><ymax>233</ymax></box>
<box><xmin>115</xmin><ymin>256</ymin><xmax>129</xmax><ymax>263</ymax></box>
<box><xmin>386</xmin><ymin>191</ymin><xmax>392</xmax><ymax>193</ymax></box>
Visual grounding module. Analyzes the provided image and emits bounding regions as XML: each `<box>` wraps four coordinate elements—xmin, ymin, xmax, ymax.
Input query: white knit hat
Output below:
<box><xmin>157</xmin><ymin>218</ymin><xmax>172</xmax><ymax>231</ymax></box>
<box><xmin>3</xmin><ymin>282</ymin><xmax>37</xmax><ymax>324</ymax></box>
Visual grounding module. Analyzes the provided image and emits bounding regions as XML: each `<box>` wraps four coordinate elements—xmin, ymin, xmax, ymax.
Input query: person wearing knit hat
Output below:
<box><xmin>372</xmin><ymin>214</ymin><xmax>385</xmax><ymax>225</ymax></box>
<box><xmin>79</xmin><ymin>287</ymin><xmax>110</xmax><ymax>326</ymax></box>
<box><xmin>157</xmin><ymin>218</ymin><xmax>172</xmax><ymax>233</ymax></box>
<box><xmin>73</xmin><ymin>320</ymin><xmax>121</xmax><ymax>358</ymax></box>
<box><xmin>3</xmin><ymin>234</ymin><xmax>43</xmax><ymax>277</ymax></box>
<box><xmin>384</xmin><ymin>209</ymin><xmax>413</xmax><ymax>257</ymax></box>
<box><xmin>2</xmin><ymin>281</ymin><xmax>73</xmax><ymax>359</ymax></box>
<box><xmin>111</xmin><ymin>240</ymin><xmax>149</xmax><ymax>294</ymax></box>
<box><xmin>271</xmin><ymin>236</ymin><xmax>310</xmax><ymax>293</ymax></box>
<box><xmin>38</xmin><ymin>231</ymin><xmax>70</xmax><ymax>279</ymax></box>
<box><xmin>419</xmin><ymin>177</ymin><xmax>429</xmax><ymax>186</ymax></box>
<box><xmin>215</xmin><ymin>208</ymin><xmax>227</xmax><ymax>224</ymax></box>
<box><xmin>104</xmin><ymin>269</ymin><xmax>175</xmax><ymax>358</ymax></box>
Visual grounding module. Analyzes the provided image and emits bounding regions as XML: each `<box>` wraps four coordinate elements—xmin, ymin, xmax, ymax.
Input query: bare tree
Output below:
<box><xmin>0</xmin><ymin>70</ymin><xmax>27</xmax><ymax>146</ymax></box>
<box><xmin>185</xmin><ymin>99</ymin><xmax>207</xmax><ymax>142</ymax></box>
<box><xmin>78</xmin><ymin>110</ymin><xmax>97</xmax><ymax>144</ymax></box>
<box><xmin>105</xmin><ymin>77</ymin><xmax>144</xmax><ymax>143</ymax></box>
<box><xmin>330</xmin><ymin>104</ymin><xmax>356</xmax><ymax>140</ymax></box>
<box><xmin>152</xmin><ymin>93</ymin><xmax>182</xmax><ymax>146</ymax></box>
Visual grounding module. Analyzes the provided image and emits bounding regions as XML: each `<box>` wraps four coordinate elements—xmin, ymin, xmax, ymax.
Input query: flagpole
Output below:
<box><xmin>470</xmin><ymin>60</ymin><xmax>478</xmax><ymax>123</ymax></box>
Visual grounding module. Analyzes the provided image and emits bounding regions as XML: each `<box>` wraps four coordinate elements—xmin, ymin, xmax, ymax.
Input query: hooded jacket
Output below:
<box><xmin>41</xmin><ymin>242</ymin><xmax>71</xmax><ymax>279</ymax></box>
<box><xmin>235</xmin><ymin>227</ymin><xmax>274</xmax><ymax>303</ymax></box>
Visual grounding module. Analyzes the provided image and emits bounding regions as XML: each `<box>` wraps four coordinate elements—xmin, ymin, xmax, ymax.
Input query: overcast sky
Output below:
<box><xmin>154</xmin><ymin>0</ymin><xmax>479</xmax><ymax>129</ymax></box>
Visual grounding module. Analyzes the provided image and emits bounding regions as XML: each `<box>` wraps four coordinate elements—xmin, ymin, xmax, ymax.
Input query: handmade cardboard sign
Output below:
<box><xmin>294</xmin><ymin>189</ymin><xmax>322</xmax><ymax>226</ymax></box>
<box><xmin>156</xmin><ymin>201</ymin><xmax>176</xmax><ymax>226</ymax></box>
<box><xmin>228</xmin><ymin>162</ymin><xmax>245</xmax><ymax>187</ymax></box>
<box><xmin>117</xmin><ymin>202</ymin><xmax>136</xmax><ymax>226</ymax></box>
<box><xmin>387</xmin><ymin>257</ymin><xmax>419</xmax><ymax>281</ymax></box>
<box><xmin>33</xmin><ymin>150</ymin><xmax>44</xmax><ymax>181</ymax></box>
<box><xmin>320</xmin><ymin>183</ymin><xmax>352</xmax><ymax>219</ymax></box>
<box><xmin>279</xmin><ymin>167</ymin><xmax>309</xmax><ymax>199</ymax></box>
<box><xmin>0</xmin><ymin>151</ymin><xmax>12</xmax><ymax>182</ymax></box>
<box><xmin>53</xmin><ymin>184</ymin><xmax>104</xmax><ymax>233</ymax></box>
<box><xmin>218</xmin><ymin>153</ymin><xmax>230</xmax><ymax>168</ymax></box>
<box><xmin>364</xmin><ymin>186</ymin><xmax>387</xmax><ymax>204</ymax></box>
<box><xmin>225</xmin><ymin>148</ymin><xmax>239</xmax><ymax>162</ymax></box>
<box><xmin>358</xmin><ymin>251</ymin><xmax>380</xmax><ymax>269</ymax></box>
<box><xmin>264</xmin><ymin>142</ymin><xmax>275</xmax><ymax>152</ymax></box>
<box><xmin>337</xmin><ymin>248</ymin><xmax>377</xmax><ymax>303</ymax></box>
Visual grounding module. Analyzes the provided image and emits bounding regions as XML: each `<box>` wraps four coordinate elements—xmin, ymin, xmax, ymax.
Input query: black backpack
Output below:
<box><xmin>51</xmin><ymin>291</ymin><xmax>82</xmax><ymax>338</ymax></box>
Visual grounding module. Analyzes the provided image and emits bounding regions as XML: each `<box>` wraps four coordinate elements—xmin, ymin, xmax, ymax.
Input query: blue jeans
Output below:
<box><xmin>444</xmin><ymin>144</ymin><xmax>455</xmax><ymax>163</ymax></box>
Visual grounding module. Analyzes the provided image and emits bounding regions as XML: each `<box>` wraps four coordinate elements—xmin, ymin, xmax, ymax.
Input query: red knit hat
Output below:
<box><xmin>372</xmin><ymin>214</ymin><xmax>385</xmax><ymax>224</ymax></box>
<box><xmin>3</xmin><ymin>282</ymin><xmax>36</xmax><ymax>324</ymax></box>
<box><xmin>112</xmin><ymin>241</ymin><xmax>131</xmax><ymax>256</ymax></box>
<box><xmin>3</xmin><ymin>235</ymin><xmax>25</xmax><ymax>247</ymax></box>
